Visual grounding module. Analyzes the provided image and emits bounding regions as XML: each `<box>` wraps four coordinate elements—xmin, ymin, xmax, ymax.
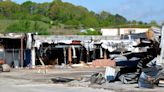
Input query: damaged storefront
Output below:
<box><xmin>34</xmin><ymin>37</ymin><xmax>110</xmax><ymax>66</ymax></box>
<box><xmin>0</xmin><ymin>34</ymin><xmax>24</xmax><ymax>68</ymax></box>
<box><xmin>0</xmin><ymin>33</ymin><xmax>35</xmax><ymax>68</ymax></box>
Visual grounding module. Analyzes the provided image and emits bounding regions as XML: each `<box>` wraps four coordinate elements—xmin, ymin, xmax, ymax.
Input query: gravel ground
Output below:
<box><xmin>0</xmin><ymin>67</ymin><xmax>164</xmax><ymax>92</ymax></box>
<box><xmin>0</xmin><ymin>77</ymin><xmax>113</xmax><ymax>92</ymax></box>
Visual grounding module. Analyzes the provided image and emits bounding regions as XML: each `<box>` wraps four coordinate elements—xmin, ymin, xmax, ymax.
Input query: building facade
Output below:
<box><xmin>101</xmin><ymin>28</ymin><xmax>149</xmax><ymax>36</ymax></box>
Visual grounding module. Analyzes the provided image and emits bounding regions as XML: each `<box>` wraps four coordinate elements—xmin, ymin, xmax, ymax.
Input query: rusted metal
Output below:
<box><xmin>68</xmin><ymin>47</ymin><xmax>72</xmax><ymax>64</ymax></box>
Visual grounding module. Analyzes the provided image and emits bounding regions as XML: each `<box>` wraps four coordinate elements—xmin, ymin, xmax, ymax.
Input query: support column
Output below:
<box><xmin>100</xmin><ymin>47</ymin><xmax>103</xmax><ymax>58</ymax></box>
<box><xmin>86</xmin><ymin>51</ymin><xmax>89</xmax><ymax>63</ymax></box>
<box><xmin>72</xmin><ymin>46</ymin><xmax>77</xmax><ymax>59</ymax></box>
<box><xmin>20</xmin><ymin>37</ymin><xmax>24</xmax><ymax>68</ymax></box>
<box><xmin>160</xmin><ymin>25</ymin><xmax>164</xmax><ymax>64</ymax></box>
<box><xmin>68</xmin><ymin>47</ymin><xmax>72</xmax><ymax>64</ymax></box>
<box><xmin>63</xmin><ymin>48</ymin><xmax>67</xmax><ymax>65</ymax></box>
<box><xmin>104</xmin><ymin>49</ymin><xmax>107</xmax><ymax>59</ymax></box>
<box><xmin>31</xmin><ymin>47</ymin><xmax>35</xmax><ymax>68</ymax></box>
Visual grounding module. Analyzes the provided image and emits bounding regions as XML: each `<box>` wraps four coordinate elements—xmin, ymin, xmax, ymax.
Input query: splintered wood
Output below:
<box><xmin>36</xmin><ymin>58</ymin><xmax>47</xmax><ymax>74</ymax></box>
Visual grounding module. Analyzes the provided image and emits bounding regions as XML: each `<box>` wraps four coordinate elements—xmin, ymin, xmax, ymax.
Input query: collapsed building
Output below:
<box><xmin>0</xmin><ymin>28</ymin><xmax>163</xmax><ymax>88</ymax></box>
<box><xmin>0</xmin><ymin>34</ymin><xmax>121</xmax><ymax>67</ymax></box>
<box><xmin>0</xmin><ymin>34</ymin><xmax>24</xmax><ymax>68</ymax></box>
<box><xmin>0</xmin><ymin>31</ymin><xmax>160</xmax><ymax>67</ymax></box>
<box><xmin>34</xmin><ymin>35</ymin><xmax>114</xmax><ymax>66</ymax></box>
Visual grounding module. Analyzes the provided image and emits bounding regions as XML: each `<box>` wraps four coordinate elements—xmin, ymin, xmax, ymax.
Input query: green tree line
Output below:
<box><xmin>0</xmin><ymin>0</ymin><xmax>155</xmax><ymax>34</ymax></box>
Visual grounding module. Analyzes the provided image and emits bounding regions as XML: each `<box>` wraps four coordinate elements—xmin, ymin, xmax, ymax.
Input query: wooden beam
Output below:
<box><xmin>68</xmin><ymin>47</ymin><xmax>72</xmax><ymax>64</ymax></box>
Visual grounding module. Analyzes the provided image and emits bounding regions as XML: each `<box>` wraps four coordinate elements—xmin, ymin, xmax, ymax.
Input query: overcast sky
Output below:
<box><xmin>13</xmin><ymin>0</ymin><xmax>164</xmax><ymax>24</ymax></box>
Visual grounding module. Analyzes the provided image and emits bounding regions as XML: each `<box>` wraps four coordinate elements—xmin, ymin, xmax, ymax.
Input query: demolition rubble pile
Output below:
<box><xmin>89</xmin><ymin>37</ymin><xmax>164</xmax><ymax>89</ymax></box>
<box><xmin>0</xmin><ymin>30</ymin><xmax>163</xmax><ymax>89</ymax></box>
<box><xmin>33</xmin><ymin>31</ymin><xmax>164</xmax><ymax>89</ymax></box>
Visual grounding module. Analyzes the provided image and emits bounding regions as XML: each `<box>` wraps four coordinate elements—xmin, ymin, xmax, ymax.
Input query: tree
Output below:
<box><xmin>114</xmin><ymin>14</ymin><xmax>127</xmax><ymax>25</ymax></box>
<box><xmin>0</xmin><ymin>1</ymin><xmax>20</xmax><ymax>18</ymax></box>
<box><xmin>99</xmin><ymin>11</ymin><xmax>111</xmax><ymax>20</ymax></box>
<box><xmin>139</xmin><ymin>21</ymin><xmax>143</xmax><ymax>25</ymax></box>
<box><xmin>37</xmin><ymin>3</ymin><xmax>50</xmax><ymax>16</ymax></box>
<box><xmin>81</xmin><ymin>15</ymin><xmax>99</xmax><ymax>27</ymax></box>
<box><xmin>21</xmin><ymin>1</ymin><xmax>37</xmax><ymax>15</ymax></box>
<box><xmin>150</xmin><ymin>20</ymin><xmax>159</xmax><ymax>27</ymax></box>
<box><xmin>0</xmin><ymin>0</ymin><xmax>150</xmax><ymax>34</ymax></box>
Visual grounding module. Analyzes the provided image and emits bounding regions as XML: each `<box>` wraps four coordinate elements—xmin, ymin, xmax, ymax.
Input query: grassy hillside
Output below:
<box><xmin>0</xmin><ymin>20</ymin><xmax>18</xmax><ymax>33</ymax></box>
<box><xmin>0</xmin><ymin>19</ymin><xmax>51</xmax><ymax>35</ymax></box>
<box><xmin>0</xmin><ymin>19</ymin><xmax>80</xmax><ymax>35</ymax></box>
<box><xmin>49</xmin><ymin>26</ymin><xmax>79</xmax><ymax>35</ymax></box>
